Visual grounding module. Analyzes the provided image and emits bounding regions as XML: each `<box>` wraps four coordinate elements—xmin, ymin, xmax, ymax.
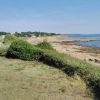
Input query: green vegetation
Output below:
<box><xmin>36</xmin><ymin>40</ymin><xmax>55</xmax><ymax>50</ymax></box>
<box><xmin>14</xmin><ymin>31</ymin><xmax>58</xmax><ymax>37</ymax></box>
<box><xmin>0</xmin><ymin>45</ymin><xmax>9</xmax><ymax>56</ymax></box>
<box><xmin>6</xmin><ymin>39</ymin><xmax>42</xmax><ymax>60</ymax></box>
<box><xmin>5</xmin><ymin>39</ymin><xmax>100</xmax><ymax>99</ymax></box>
<box><xmin>3</xmin><ymin>35</ymin><xmax>17</xmax><ymax>44</ymax></box>
<box><xmin>0</xmin><ymin>31</ymin><xmax>58</xmax><ymax>38</ymax></box>
<box><xmin>38</xmin><ymin>50</ymin><xmax>100</xmax><ymax>99</ymax></box>
<box><xmin>0</xmin><ymin>32</ymin><xmax>11</xmax><ymax>35</ymax></box>
<box><xmin>0</xmin><ymin>38</ymin><xmax>3</xmax><ymax>42</ymax></box>
<box><xmin>0</xmin><ymin>56</ymin><xmax>92</xmax><ymax>100</ymax></box>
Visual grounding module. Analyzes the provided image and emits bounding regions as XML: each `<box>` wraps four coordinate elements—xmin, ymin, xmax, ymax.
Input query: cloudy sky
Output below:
<box><xmin>0</xmin><ymin>0</ymin><xmax>100</xmax><ymax>34</ymax></box>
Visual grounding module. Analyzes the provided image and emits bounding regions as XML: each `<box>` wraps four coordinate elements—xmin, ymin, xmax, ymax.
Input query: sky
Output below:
<box><xmin>0</xmin><ymin>0</ymin><xmax>100</xmax><ymax>34</ymax></box>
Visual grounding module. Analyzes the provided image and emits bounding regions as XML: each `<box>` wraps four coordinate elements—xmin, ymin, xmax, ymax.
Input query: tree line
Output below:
<box><xmin>14</xmin><ymin>32</ymin><xmax>58</xmax><ymax>37</ymax></box>
<box><xmin>0</xmin><ymin>31</ymin><xmax>59</xmax><ymax>37</ymax></box>
<box><xmin>0</xmin><ymin>32</ymin><xmax>11</xmax><ymax>36</ymax></box>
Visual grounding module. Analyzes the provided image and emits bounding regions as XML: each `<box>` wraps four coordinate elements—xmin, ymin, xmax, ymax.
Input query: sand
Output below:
<box><xmin>53</xmin><ymin>43</ymin><xmax>100</xmax><ymax>66</ymax></box>
<box><xmin>27</xmin><ymin>35</ymin><xmax>100</xmax><ymax>66</ymax></box>
<box><xmin>27</xmin><ymin>35</ymin><xmax>63</xmax><ymax>44</ymax></box>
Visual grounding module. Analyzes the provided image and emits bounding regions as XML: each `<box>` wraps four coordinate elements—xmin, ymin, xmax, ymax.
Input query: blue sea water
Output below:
<box><xmin>66</xmin><ymin>34</ymin><xmax>100</xmax><ymax>48</ymax></box>
<box><xmin>77</xmin><ymin>40</ymin><xmax>100</xmax><ymax>48</ymax></box>
<box><xmin>70</xmin><ymin>34</ymin><xmax>100</xmax><ymax>39</ymax></box>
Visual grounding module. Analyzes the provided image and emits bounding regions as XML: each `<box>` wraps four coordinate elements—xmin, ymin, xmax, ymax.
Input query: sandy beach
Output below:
<box><xmin>27</xmin><ymin>35</ymin><xmax>100</xmax><ymax>66</ymax></box>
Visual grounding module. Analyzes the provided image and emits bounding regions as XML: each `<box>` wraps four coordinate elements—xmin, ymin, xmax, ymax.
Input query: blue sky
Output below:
<box><xmin>0</xmin><ymin>0</ymin><xmax>100</xmax><ymax>34</ymax></box>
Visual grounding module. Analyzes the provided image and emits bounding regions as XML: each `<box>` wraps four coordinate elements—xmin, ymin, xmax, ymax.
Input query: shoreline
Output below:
<box><xmin>62</xmin><ymin>40</ymin><xmax>100</xmax><ymax>48</ymax></box>
<box><xmin>52</xmin><ymin>44</ymin><xmax>100</xmax><ymax>66</ymax></box>
<box><xmin>51</xmin><ymin>35</ymin><xmax>100</xmax><ymax>66</ymax></box>
<box><xmin>27</xmin><ymin>35</ymin><xmax>100</xmax><ymax>66</ymax></box>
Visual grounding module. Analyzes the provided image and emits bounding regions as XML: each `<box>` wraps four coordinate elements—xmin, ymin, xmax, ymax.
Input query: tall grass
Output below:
<box><xmin>0</xmin><ymin>44</ymin><xmax>9</xmax><ymax>56</ymax></box>
<box><xmin>3</xmin><ymin>35</ymin><xmax>17</xmax><ymax>44</ymax></box>
<box><xmin>36</xmin><ymin>40</ymin><xmax>55</xmax><ymax>50</ymax></box>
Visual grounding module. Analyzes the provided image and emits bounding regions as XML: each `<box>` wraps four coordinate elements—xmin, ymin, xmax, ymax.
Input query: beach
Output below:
<box><xmin>53</xmin><ymin>35</ymin><xmax>100</xmax><ymax>66</ymax></box>
<box><xmin>53</xmin><ymin>43</ymin><xmax>100</xmax><ymax>66</ymax></box>
<box><xmin>27</xmin><ymin>35</ymin><xmax>100</xmax><ymax>66</ymax></box>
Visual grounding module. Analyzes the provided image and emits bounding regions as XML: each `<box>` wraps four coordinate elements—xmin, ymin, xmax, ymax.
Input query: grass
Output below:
<box><xmin>0</xmin><ymin>44</ymin><xmax>9</xmax><ymax>56</ymax></box>
<box><xmin>5</xmin><ymin>40</ymin><xmax>100</xmax><ymax>99</ymax></box>
<box><xmin>36</xmin><ymin>40</ymin><xmax>54</xmax><ymax>50</ymax></box>
<box><xmin>0</xmin><ymin>38</ymin><xmax>3</xmax><ymax>42</ymax></box>
<box><xmin>0</xmin><ymin>57</ymin><xmax>93</xmax><ymax>100</ymax></box>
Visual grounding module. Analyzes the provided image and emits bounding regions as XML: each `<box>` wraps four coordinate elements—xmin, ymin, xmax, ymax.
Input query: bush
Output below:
<box><xmin>3</xmin><ymin>35</ymin><xmax>17</xmax><ymax>44</ymax></box>
<box><xmin>36</xmin><ymin>40</ymin><xmax>54</xmax><ymax>50</ymax></box>
<box><xmin>6</xmin><ymin>39</ymin><xmax>43</xmax><ymax>60</ymax></box>
<box><xmin>0</xmin><ymin>45</ymin><xmax>9</xmax><ymax>56</ymax></box>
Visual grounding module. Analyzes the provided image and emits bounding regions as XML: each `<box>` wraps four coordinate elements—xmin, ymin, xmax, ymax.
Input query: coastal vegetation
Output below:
<box><xmin>3</xmin><ymin>35</ymin><xmax>17</xmax><ymax>44</ymax></box>
<box><xmin>0</xmin><ymin>32</ymin><xmax>11</xmax><ymax>35</ymax></box>
<box><xmin>0</xmin><ymin>56</ymin><xmax>92</xmax><ymax>100</ymax></box>
<box><xmin>0</xmin><ymin>31</ymin><xmax>58</xmax><ymax>37</ymax></box>
<box><xmin>0</xmin><ymin>35</ymin><xmax>100</xmax><ymax>99</ymax></box>
<box><xmin>0</xmin><ymin>44</ymin><xmax>8</xmax><ymax>56</ymax></box>
<box><xmin>5</xmin><ymin>39</ymin><xmax>100</xmax><ymax>99</ymax></box>
<box><xmin>36</xmin><ymin>40</ymin><xmax>55</xmax><ymax>50</ymax></box>
<box><xmin>14</xmin><ymin>32</ymin><xmax>58</xmax><ymax>37</ymax></box>
<box><xmin>6</xmin><ymin>39</ymin><xmax>42</xmax><ymax>60</ymax></box>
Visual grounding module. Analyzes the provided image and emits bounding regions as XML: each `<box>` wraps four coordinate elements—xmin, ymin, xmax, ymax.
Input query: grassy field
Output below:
<box><xmin>0</xmin><ymin>57</ymin><xmax>93</xmax><ymax>100</ymax></box>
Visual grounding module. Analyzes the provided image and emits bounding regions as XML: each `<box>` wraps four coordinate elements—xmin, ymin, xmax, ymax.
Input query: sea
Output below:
<box><xmin>65</xmin><ymin>34</ymin><xmax>100</xmax><ymax>48</ymax></box>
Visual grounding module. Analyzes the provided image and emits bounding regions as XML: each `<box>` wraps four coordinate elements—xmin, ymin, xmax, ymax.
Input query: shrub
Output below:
<box><xmin>3</xmin><ymin>35</ymin><xmax>17</xmax><ymax>44</ymax></box>
<box><xmin>0</xmin><ymin>45</ymin><xmax>9</xmax><ymax>56</ymax></box>
<box><xmin>36</xmin><ymin>40</ymin><xmax>54</xmax><ymax>50</ymax></box>
<box><xmin>6</xmin><ymin>39</ymin><xmax>43</xmax><ymax>60</ymax></box>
